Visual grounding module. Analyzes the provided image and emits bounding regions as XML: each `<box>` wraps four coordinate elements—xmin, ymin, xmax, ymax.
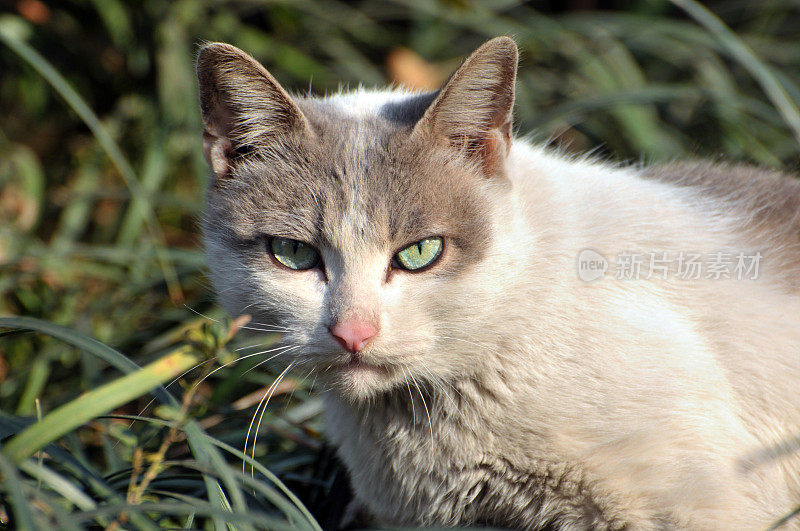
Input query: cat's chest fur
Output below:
<box><xmin>323</xmin><ymin>388</ymin><xmax>632</xmax><ymax>530</ymax></box>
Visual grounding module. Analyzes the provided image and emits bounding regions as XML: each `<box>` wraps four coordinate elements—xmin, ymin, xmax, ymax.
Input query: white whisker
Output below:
<box><xmin>241</xmin><ymin>345</ymin><xmax>301</xmax><ymax>377</ymax></box>
<box><xmin>418</xmin><ymin>364</ymin><xmax>459</xmax><ymax>411</ymax></box>
<box><xmin>246</xmin><ymin>320</ymin><xmax>296</xmax><ymax>332</ymax></box>
<box><xmin>193</xmin><ymin>344</ymin><xmax>294</xmax><ymax>390</ymax></box>
<box><xmin>409</xmin><ymin>374</ymin><xmax>434</xmax><ymax>441</ymax></box>
<box><xmin>308</xmin><ymin>370</ymin><xmax>319</xmax><ymax>394</ymax></box>
<box><xmin>248</xmin><ymin>362</ymin><xmax>296</xmax><ymax>478</ymax></box>
<box><xmin>183</xmin><ymin>305</ymin><xmax>291</xmax><ymax>335</ymax></box>
<box><xmin>402</xmin><ymin>367</ymin><xmax>417</xmax><ymax>425</ymax></box>
<box><xmin>244</xmin><ymin>383</ymin><xmax>273</xmax><ymax>477</ymax></box>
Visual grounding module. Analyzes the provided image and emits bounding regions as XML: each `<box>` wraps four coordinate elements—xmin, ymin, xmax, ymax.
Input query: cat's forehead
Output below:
<box><xmin>215</xmin><ymin>92</ymin><xmax>492</xmax><ymax>260</ymax></box>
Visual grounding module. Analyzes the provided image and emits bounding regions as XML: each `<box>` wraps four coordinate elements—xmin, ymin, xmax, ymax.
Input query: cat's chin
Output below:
<box><xmin>326</xmin><ymin>358</ymin><xmax>399</xmax><ymax>401</ymax></box>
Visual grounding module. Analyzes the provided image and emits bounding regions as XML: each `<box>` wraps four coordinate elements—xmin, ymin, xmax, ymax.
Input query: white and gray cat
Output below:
<box><xmin>197</xmin><ymin>37</ymin><xmax>800</xmax><ymax>529</ymax></box>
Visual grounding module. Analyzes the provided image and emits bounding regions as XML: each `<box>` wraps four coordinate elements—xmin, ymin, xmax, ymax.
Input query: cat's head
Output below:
<box><xmin>198</xmin><ymin>37</ymin><xmax>522</xmax><ymax>401</ymax></box>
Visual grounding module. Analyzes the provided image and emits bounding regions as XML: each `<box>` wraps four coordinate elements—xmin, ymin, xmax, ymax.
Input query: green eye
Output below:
<box><xmin>394</xmin><ymin>237</ymin><xmax>444</xmax><ymax>271</ymax></box>
<box><xmin>269</xmin><ymin>237</ymin><xmax>320</xmax><ymax>270</ymax></box>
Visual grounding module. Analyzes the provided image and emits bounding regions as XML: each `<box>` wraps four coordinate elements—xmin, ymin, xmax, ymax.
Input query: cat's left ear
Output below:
<box><xmin>412</xmin><ymin>36</ymin><xmax>518</xmax><ymax>177</ymax></box>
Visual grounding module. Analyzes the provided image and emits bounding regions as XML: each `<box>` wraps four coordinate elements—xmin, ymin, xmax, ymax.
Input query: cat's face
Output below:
<box><xmin>199</xmin><ymin>39</ymin><xmax>518</xmax><ymax>400</ymax></box>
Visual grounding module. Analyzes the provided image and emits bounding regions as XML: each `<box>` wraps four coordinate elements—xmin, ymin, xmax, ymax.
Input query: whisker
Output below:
<box><xmin>246</xmin><ymin>320</ymin><xmax>295</xmax><ymax>332</ymax></box>
<box><xmin>238</xmin><ymin>324</ymin><xmax>290</xmax><ymax>334</ymax></box>
<box><xmin>308</xmin><ymin>371</ymin><xmax>319</xmax><ymax>395</ymax></box>
<box><xmin>282</xmin><ymin>366</ymin><xmax>314</xmax><ymax>415</ymax></box>
<box><xmin>183</xmin><ymin>305</ymin><xmax>292</xmax><ymax>335</ymax></box>
<box><xmin>418</xmin><ymin>364</ymin><xmax>459</xmax><ymax>411</ymax></box>
<box><xmin>244</xmin><ymin>383</ymin><xmax>273</xmax><ymax>478</ymax></box>
<box><xmin>410</xmin><ymin>374</ymin><xmax>434</xmax><ymax>440</ymax></box>
<box><xmin>241</xmin><ymin>346</ymin><xmax>301</xmax><ymax>377</ymax></box>
<box><xmin>236</xmin><ymin>342</ymin><xmax>275</xmax><ymax>352</ymax></box>
<box><xmin>402</xmin><ymin>367</ymin><xmax>417</xmax><ymax>425</ymax></box>
<box><xmin>243</xmin><ymin>361</ymin><xmax>296</xmax><ymax>477</ymax></box>
<box><xmin>248</xmin><ymin>362</ymin><xmax>296</xmax><ymax>478</ymax></box>
<box><xmin>193</xmin><ymin>344</ymin><xmax>295</xmax><ymax>390</ymax></box>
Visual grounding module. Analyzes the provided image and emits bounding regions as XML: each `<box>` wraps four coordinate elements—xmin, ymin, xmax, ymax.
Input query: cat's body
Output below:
<box><xmin>197</xmin><ymin>38</ymin><xmax>800</xmax><ymax>529</ymax></box>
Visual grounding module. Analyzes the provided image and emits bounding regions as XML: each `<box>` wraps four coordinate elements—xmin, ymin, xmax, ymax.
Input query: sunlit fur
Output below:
<box><xmin>199</xmin><ymin>38</ymin><xmax>800</xmax><ymax>529</ymax></box>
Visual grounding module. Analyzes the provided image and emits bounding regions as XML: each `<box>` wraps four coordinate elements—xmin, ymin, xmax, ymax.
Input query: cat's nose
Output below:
<box><xmin>329</xmin><ymin>320</ymin><xmax>378</xmax><ymax>353</ymax></box>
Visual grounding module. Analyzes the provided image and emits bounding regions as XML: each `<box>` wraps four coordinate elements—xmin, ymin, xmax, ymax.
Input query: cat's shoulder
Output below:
<box><xmin>642</xmin><ymin>159</ymin><xmax>800</xmax><ymax>201</ymax></box>
<box><xmin>643</xmin><ymin>160</ymin><xmax>800</xmax><ymax>284</ymax></box>
<box><xmin>642</xmin><ymin>160</ymin><xmax>800</xmax><ymax>232</ymax></box>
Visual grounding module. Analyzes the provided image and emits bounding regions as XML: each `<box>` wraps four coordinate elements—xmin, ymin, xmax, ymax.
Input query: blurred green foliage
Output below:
<box><xmin>0</xmin><ymin>0</ymin><xmax>799</xmax><ymax>528</ymax></box>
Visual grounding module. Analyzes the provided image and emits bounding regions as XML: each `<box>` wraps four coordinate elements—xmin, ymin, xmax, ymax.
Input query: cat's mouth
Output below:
<box><xmin>340</xmin><ymin>356</ymin><xmax>389</xmax><ymax>375</ymax></box>
<box><xmin>325</xmin><ymin>354</ymin><xmax>395</xmax><ymax>389</ymax></box>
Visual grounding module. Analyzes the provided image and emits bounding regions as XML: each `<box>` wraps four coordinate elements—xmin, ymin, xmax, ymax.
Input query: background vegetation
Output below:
<box><xmin>1</xmin><ymin>0</ymin><xmax>799</xmax><ymax>528</ymax></box>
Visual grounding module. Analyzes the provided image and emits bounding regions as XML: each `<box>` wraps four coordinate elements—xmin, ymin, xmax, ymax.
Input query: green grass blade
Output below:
<box><xmin>184</xmin><ymin>421</ymin><xmax>253</xmax><ymax>531</ymax></box>
<box><xmin>18</xmin><ymin>484</ymin><xmax>83</xmax><ymax>531</ymax></box>
<box><xmin>98</xmin><ymin>414</ymin><xmax>319</xmax><ymax>529</ymax></box>
<box><xmin>164</xmin><ymin>459</ymin><xmax>317</xmax><ymax>530</ymax></box>
<box><xmin>532</xmin><ymin>85</ymin><xmax>698</xmax><ymax>130</ymax></box>
<box><xmin>2</xmin><ymin>346</ymin><xmax>200</xmax><ymax>463</ymax></box>
<box><xmin>51</xmin><ymin>165</ymin><xmax>101</xmax><ymax>250</ymax></box>
<box><xmin>208</xmin><ymin>437</ymin><xmax>322</xmax><ymax>531</ymax></box>
<box><xmin>18</xmin><ymin>460</ymin><xmax>97</xmax><ymax>511</ymax></box>
<box><xmin>202</xmin><ymin>479</ymin><xmax>229</xmax><ymax>531</ymax></box>
<box><xmin>116</xmin><ymin>134</ymin><xmax>169</xmax><ymax>246</ymax></box>
<box><xmin>4</xmin><ymin>143</ymin><xmax>44</xmax><ymax>232</ymax></box>
<box><xmin>87</xmin><ymin>0</ymin><xmax>133</xmax><ymax>47</ymax></box>
<box><xmin>74</xmin><ymin>501</ymin><xmax>298</xmax><ymax>529</ymax></box>
<box><xmin>669</xmin><ymin>0</ymin><xmax>800</xmax><ymax>147</ymax></box>
<box><xmin>0</xmin><ymin>415</ymin><xmax>160</xmax><ymax>529</ymax></box>
<box><xmin>0</xmin><ymin>453</ymin><xmax>37</xmax><ymax>530</ymax></box>
<box><xmin>0</xmin><ymin>316</ymin><xmax>177</xmax><ymax>407</ymax></box>
<box><xmin>16</xmin><ymin>356</ymin><xmax>50</xmax><ymax>415</ymax></box>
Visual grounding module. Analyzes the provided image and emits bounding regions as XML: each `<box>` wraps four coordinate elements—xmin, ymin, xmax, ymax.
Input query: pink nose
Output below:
<box><xmin>329</xmin><ymin>320</ymin><xmax>378</xmax><ymax>353</ymax></box>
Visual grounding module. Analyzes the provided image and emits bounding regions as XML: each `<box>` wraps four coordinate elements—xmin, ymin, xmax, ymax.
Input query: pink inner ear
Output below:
<box><xmin>455</xmin><ymin>122</ymin><xmax>510</xmax><ymax>177</ymax></box>
<box><xmin>477</xmin><ymin>128</ymin><xmax>510</xmax><ymax>175</ymax></box>
<box><xmin>203</xmin><ymin>132</ymin><xmax>233</xmax><ymax>180</ymax></box>
<box><xmin>202</xmin><ymin>96</ymin><xmax>237</xmax><ymax>181</ymax></box>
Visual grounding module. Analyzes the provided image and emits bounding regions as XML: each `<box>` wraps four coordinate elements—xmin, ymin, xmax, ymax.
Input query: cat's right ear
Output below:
<box><xmin>196</xmin><ymin>43</ymin><xmax>311</xmax><ymax>181</ymax></box>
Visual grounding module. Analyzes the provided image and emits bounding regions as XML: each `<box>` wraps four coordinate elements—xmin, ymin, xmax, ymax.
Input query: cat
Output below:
<box><xmin>197</xmin><ymin>37</ymin><xmax>800</xmax><ymax>529</ymax></box>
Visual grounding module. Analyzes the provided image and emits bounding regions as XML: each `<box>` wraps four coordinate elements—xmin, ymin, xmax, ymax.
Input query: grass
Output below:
<box><xmin>1</xmin><ymin>0</ymin><xmax>799</xmax><ymax>528</ymax></box>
